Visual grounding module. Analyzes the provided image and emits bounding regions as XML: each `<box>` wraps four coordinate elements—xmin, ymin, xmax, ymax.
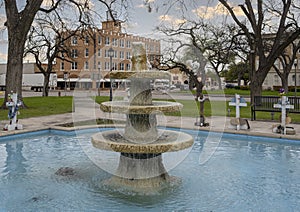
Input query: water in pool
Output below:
<box><xmin>0</xmin><ymin>128</ymin><xmax>299</xmax><ymax>211</ymax></box>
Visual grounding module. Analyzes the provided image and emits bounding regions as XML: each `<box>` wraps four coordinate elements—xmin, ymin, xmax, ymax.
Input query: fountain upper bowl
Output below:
<box><xmin>100</xmin><ymin>101</ymin><xmax>183</xmax><ymax>114</ymax></box>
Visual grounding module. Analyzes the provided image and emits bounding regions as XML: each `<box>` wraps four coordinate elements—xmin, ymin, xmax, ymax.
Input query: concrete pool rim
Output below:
<box><xmin>0</xmin><ymin>125</ymin><xmax>299</xmax><ymax>146</ymax></box>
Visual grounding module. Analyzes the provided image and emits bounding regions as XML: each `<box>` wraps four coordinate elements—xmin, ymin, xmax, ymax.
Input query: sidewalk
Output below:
<box><xmin>1</xmin><ymin>109</ymin><xmax>300</xmax><ymax>141</ymax></box>
<box><xmin>0</xmin><ymin>90</ymin><xmax>298</xmax><ymax>139</ymax></box>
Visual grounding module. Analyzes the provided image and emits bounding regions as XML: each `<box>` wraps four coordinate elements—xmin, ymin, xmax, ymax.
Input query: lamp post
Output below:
<box><xmin>108</xmin><ymin>47</ymin><xmax>114</xmax><ymax>101</ymax></box>
<box><xmin>98</xmin><ymin>64</ymin><xmax>101</xmax><ymax>96</ymax></box>
<box><xmin>294</xmin><ymin>59</ymin><xmax>298</xmax><ymax>97</ymax></box>
<box><xmin>63</xmin><ymin>71</ymin><xmax>69</xmax><ymax>96</ymax></box>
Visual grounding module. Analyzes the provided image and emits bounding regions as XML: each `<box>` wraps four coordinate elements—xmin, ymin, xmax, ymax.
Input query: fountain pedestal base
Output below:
<box><xmin>101</xmin><ymin>153</ymin><xmax>180</xmax><ymax>194</ymax></box>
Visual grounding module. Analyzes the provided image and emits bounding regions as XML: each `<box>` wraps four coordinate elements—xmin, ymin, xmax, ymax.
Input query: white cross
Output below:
<box><xmin>229</xmin><ymin>94</ymin><xmax>247</xmax><ymax>130</ymax></box>
<box><xmin>274</xmin><ymin>95</ymin><xmax>294</xmax><ymax>135</ymax></box>
<box><xmin>5</xmin><ymin>93</ymin><xmax>23</xmax><ymax>131</ymax></box>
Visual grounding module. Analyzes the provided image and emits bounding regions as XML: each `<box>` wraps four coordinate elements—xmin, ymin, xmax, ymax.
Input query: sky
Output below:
<box><xmin>0</xmin><ymin>0</ymin><xmax>239</xmax><ymax>63</ymax></box>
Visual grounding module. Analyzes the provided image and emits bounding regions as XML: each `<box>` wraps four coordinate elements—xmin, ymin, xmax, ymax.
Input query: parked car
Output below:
<box><xmin>225</xmin><ymin>84</ymin><xmax>235</xmax><ymax>89</ymax></box>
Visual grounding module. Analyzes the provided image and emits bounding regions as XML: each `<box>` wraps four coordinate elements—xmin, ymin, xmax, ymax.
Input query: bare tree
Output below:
<box><xmin>219</xmin><ymin>0</ymin><xmax>300</xmax><ymax>102</ymax></box>
<box><xmin>272</xmin><ymin>39</ymin><xmax>300</xmax><ymax>93</ymax></box>
<box><xmin>159</xmin><ymin>39</ymin><xmax>207</xmax><ymax>119</ymax></box>
<box><xmin>158</xmin><ymin>19</ymin><xmax>239</xmax><ymax>89</ymax></box>
<box><xmin>4</xmin><ymin>0</ymin><xmax>44</xmax><ymax>104</ymax></box>
<box><xmin>25</xmin><ymin>13</ymin><xmax>83</xmax><ymax>97</ymax></box>
<box><xmin>3</xmin><ymin>0</ymin><xmax>92</xmax><ymax>105</ymax></box>
<box><xmin>196</xmin><ymin>23</ymin><xmax>239</xmax><ymax>89</ymax></box>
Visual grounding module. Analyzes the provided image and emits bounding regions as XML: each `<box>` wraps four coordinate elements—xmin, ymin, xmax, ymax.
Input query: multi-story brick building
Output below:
<box><xmin>53</xmin><ymin>12</ymin><xmax>161</xmax><ymax>90</ymax></box>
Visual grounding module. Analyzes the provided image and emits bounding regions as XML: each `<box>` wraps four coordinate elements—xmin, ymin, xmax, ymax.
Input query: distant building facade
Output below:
<box><xmin>52</xmin><ymin>12</ymin><xmax>161</xmax><ymax>90</ymax></box>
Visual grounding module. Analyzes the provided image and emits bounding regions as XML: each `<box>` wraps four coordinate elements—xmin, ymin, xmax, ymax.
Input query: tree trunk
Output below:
<box><xmin>217</xmin><ymin>75</ymin><xmax>222</xmax><ymax>90</ymax></box>
<box><xmin>4</xmin><ymin>0</ymin><xmax>43</xmax><ymax>107</ymax></box>
<box><xmin>3</xmin><ymin>37</ymin><xmax>25</xmax><ymax>107</ymax></box>
<box><xmin>250</xmin><ymin>78</ymin><xmax>262</xmax><ymax>104</ymax></box>
<box><xmin>43</xmin><ymin>73</ymin><xmax>50</xmax><ymax>97</ymax></box>
<box><xmin>281</xmin><ymin>75</ymin><xmax>289</xmax><ymax>94</ymax></box>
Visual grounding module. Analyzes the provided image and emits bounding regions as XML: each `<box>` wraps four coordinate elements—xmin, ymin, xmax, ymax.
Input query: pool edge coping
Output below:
<box><xmin>0</xmin><ymin>123</ymin><xmax>299</xmax><ymax>144</ymax></box>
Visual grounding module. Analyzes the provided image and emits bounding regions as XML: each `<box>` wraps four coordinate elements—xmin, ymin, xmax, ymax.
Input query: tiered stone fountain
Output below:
<box><xmin>91</xmin><ymin>42</ymin><xmax>193</xmax><ymax>194</ymax></box>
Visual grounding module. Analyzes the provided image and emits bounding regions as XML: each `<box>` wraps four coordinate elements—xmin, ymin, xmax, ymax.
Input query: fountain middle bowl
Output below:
<box><xmin>91</xmin><ymin>129</ymin><xmax>194</xmax><ymax>153</ymax></box>
<box><xmin>100</xmin><ymin>101</ymin><xmax>183</xmax><ymax>114</ymax></box>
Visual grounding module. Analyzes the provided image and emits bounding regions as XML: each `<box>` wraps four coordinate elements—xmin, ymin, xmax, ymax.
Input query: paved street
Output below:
<box><xmin>22</xmin><ymin>89</ymin><xmax>246</xmax><ymax>102</ymax></box>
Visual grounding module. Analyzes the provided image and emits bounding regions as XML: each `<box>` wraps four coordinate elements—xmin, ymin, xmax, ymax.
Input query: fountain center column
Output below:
<box><xmin>124</xmin><ymin>78</ymin><xmax>158</xmax><ymax>143</ymax></box>
<box><xmin>123</xmin><ymin>41</ymin><xmax>158</xmax><ymax>143</ymax></box>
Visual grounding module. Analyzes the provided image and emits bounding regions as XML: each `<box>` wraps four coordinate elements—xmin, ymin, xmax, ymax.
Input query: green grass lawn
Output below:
<box><xmin>160</xmin><ymin>99</ymin><xmax>300</xmax><ymax>123</ymax></box>
<box><xmin>0</xmin><ymin>94</ymin><xmax>299</xmax><ymax>123</ymax></box>
<box><xmin>0</xmin><ymin>96</ymin><xmax>73</xmax><ymax>120</ymax></box>
<box><xmin>185</xmin><ymin>88</ymin><xmax>300</xmax><ymax>96</ymax></box>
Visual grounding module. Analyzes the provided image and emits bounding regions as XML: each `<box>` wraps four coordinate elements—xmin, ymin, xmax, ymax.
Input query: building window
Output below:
<box><xmin>71</xmin><ymin>62</ymin><xmax>78</xmax><ymax>70</ymax></box>
<box><xmin>112</xmin><ymin>62</ymin><xmax>117</xmax><ymax>70</ymax></box>
<box><xmin>97</xmin><ymin>61</ymin><xmax>101</xmax><ymax>70</ymax></box>
<box><xmin>98</xmin><ymin>48</ymin><xmax>101</xmax><ymax>57</ymax></box>
<box><xmin>105</xmin><ymin>36</ymin><xmax>110</xmax><ymax>45</ymax></box>
<box><xmin>126</xmin><ymin>52</ymin><xmax>131</xmax><ymax>60</ymax></box>
<box><xmin>126</xmin><ymin>40</ymin><xmax>131</xmax><ymax>48</ymax></box>
<box><xmin>60</xmin><ymin>62</ymin><xmax>64</xmax><ymax>70</ymax></box>
<box><xmin>71</xmin><ymin>36</ymin><xmax>78</xmax><ymax>45</ymax></box>
<box><xmin>119</xmin><ymin>51</ymin><xmax>124</xmax><ymax>59</ymax></box>
<box><xmin>84</xmin><ymin>35</ymin><xmax>89</xmax><ymax>45</ymax></box>
<box><xmin>84</xmin><ymin>61</ymin><xmax>89</xmax><ymax>70</ymax></box>
<box><xmin>120</xmin><ymin>63</ymin><xmax>124</xmax><ymax>70</ymax></box>
<box><xmin>126</xmin><ymin>63</ymin><xmax>131</xmax><ymax>71</ymax></box>
<box><xmin>106</xmin><ymin>62</ymin><xmax>117</xmax><ymax>70</ymax></box>
<box><xmin>112</xmin><ymin>38</ymin><xmax>118</xmax><ymax>46</ymax></box>
<box><xmin>98</xmin><ymin>35</ymin><xmax>102</xmax><ymax>44</ymax></box>
<box><xmin>119</xmin><ymin>39</ymin><xmax>125</xmax><ymax>48</ymax></box>
<box><xmin>71</xmin><ymin>49</ymin><xmax>78</xmax><ymax>58</ymax></box>
<box><xmin>156</xmin><ymin>45</ymin><xmax>159</xmax><ymax>53</ymax></box>
<box><xmin>105</xmin><ymin>61</ymin><xmax>110</xmax><ymax>70</ymax></box>
<box><xmin>85</xmin><ymin>48</ymin><xmax>89</xmax><ymax>57</ymax></box>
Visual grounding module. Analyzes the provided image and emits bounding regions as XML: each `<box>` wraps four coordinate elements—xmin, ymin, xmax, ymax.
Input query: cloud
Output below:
<box><xmin>0</xmin><ymin>15</ymin><xmax>6</xmax><ymax>31</ymax></box>
<box><xmin>159</xmin><ymin>15</ymin><xmax>186</xmax><ymax>25</ymax></box>
<box><xmin>122</xmin><ymin>21</ymin><xmax>138</xmax><ymax>31</ymax></box>
<box><xmin>0</xmin><ymin>51</ymin><xmax>7</xmax><ymax>63</ymax></box>
<box><xmin>193</xmin><ymin>2</ymin><xmax>245</xmax><ymax>19</ymax></box>
<box><xmin>136</xmin><ymin>0</ymin><xmax>156</xmax><ymax>9</ymax></box>
<box><xmin>42</xmin><ymin>0</ymin><xmax>94</xmax><ymax>8</ymax></box>
<box><xmin>136</xmin><ymin>4</ymin><xmax>145</xmax><ymax>8</ymax></box>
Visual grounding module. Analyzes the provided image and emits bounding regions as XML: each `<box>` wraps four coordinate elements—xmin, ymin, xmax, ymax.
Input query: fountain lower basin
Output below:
<box><xmin>92</xmin><ymin>129</ymin><xmax>193</xmax><ymax>194</ymax></box>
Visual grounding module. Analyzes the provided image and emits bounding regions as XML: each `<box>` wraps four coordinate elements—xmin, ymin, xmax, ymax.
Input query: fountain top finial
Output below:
<box><xmin>109</xmin><ymin>41</ymin><xmax>170</xmax><ymax>79</ymax></box>
<box><xmin>131</xmin><ymin>42</ymin><xmax>147</xmax><ymax>71</ymax></box>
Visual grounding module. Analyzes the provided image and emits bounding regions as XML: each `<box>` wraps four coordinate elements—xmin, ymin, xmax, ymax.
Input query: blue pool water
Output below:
<box><xmin>0</xmin><ymin>128</ymin><xmax>300</xmax><ymax>211</ymax></box>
